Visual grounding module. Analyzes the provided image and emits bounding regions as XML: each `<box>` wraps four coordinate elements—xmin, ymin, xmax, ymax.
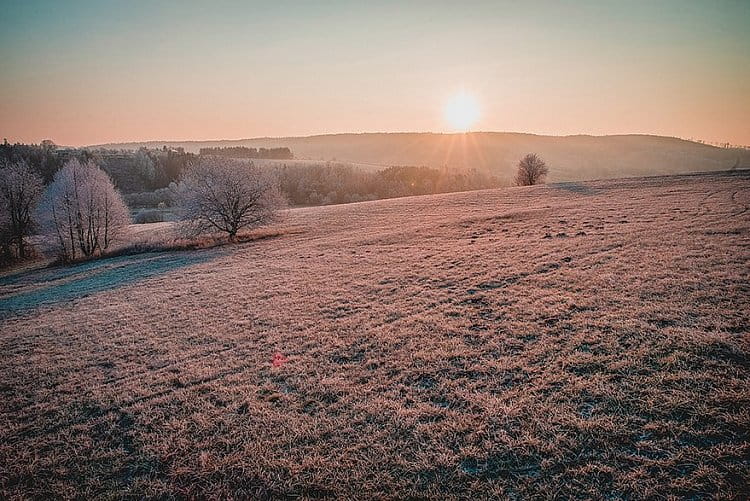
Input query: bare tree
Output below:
<box><xmin>174</xmin><ymin>157</ymin><xmax>283</xmax><ymax>240</ymax></box>
<box><xmin>0</xmin><ymin>161</ymin><xmax>43</xmax><ymax>261</ymax></box>
<box><xmin>515</xmin><ymin>153</ymin><xmax>549</xmax><ymax>186</ymax></box>
<box><xmin>36</xmin><ymin>159</ymin><xmax>130</xmax><ymax>261</ymax></box>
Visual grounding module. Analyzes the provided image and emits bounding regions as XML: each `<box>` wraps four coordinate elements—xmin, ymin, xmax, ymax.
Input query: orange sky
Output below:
<box><xmin>1</xmin><ymin>1</ymin><xmax>749</xmax><ymax>146</ymax></box>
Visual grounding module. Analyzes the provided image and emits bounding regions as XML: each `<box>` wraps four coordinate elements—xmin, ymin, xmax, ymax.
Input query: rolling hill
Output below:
<box><xmin>92</xmin><ymin>132</ymin><xmax>750</xmax><ymax>182</ymax></box>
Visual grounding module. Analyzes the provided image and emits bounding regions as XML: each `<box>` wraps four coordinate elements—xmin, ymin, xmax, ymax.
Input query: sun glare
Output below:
<box><xmin>444</xmin><ymin>91</ymin><xmax>480</xmax><ymax>132</ymax></box>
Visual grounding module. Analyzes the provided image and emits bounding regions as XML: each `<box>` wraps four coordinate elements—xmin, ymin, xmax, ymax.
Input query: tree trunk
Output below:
<box><xmin>17</xmin><ymin>238</ymin><xmax>26</xmax><ymax>259</ymax></box>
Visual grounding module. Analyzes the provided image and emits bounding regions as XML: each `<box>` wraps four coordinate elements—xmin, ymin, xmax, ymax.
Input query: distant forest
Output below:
<box><xmin>274</xmin><ymin>163</ymin><xmax>501</xmax><ymax>206</ymax></box>
<box><xmin>199</xmin><ymin>146</ymin><xmax>293</xmax><ymax>159</ymax></box>
<box><xmin>0</xmin><ymin>141</ymin><xmax>195</xmax><ymax>192</ymax></box>
<box><xmin>1</xmin><ymin>141</ymin><xmax>502</xmax><ymax>209</ymax></box>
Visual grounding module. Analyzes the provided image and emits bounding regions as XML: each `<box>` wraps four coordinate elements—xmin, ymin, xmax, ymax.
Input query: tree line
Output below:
<box><xmin>2</xmin><ymin>142</ymin><xmax>545</xmax><ymax>207</ymax></box>
<box><xmin>1</xmin><ymin>159</ymin><xmax>130</xmax><ymax>264</ymax></box>
<box><xmin>1</xmin><ymin>142</ymin><xmax>548</xmax><ymax>266</ymax></box>
<box><xmin>271</xmin><ymin>163</ymin><xmax>503</xmax><ymax>206</ymax></box>
<box><xmin>0</xmin><ymin>157</ymin><xmax>281</xmax><ymax>265</ymax></box>
<box><xmin>0</xmin><ymin>141</ymin><xmax>196</xmax><ymax>193</ymax></box>
<box><xmin>198</xmin><ymin>146</ymin><xmax>293</xmax><ymax>159</ymax></box>
<box><xmin>0</xmin><ymin>142</ymin><xmax>292</xmax><ymax>194</ymax></box>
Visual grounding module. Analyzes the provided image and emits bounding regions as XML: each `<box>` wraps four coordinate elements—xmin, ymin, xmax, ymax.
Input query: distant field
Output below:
<box><xmin>251</xmin><ymin>158</ymin><xmax>388</xmax><ymax>172</ymax></box>
<box><xmin>1</xmin><ymin>172</ymin><xmax>749</xmax><ymax>498</ymax></box>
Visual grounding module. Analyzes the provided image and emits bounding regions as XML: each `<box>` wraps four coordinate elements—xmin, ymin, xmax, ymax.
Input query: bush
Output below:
<box><xmin>134</xmin><ymin>209</ymin><xmax>165</xmax><ymax>224</ymax></box>
<box><xmin>515</xmin><ymin>153</ymin><xmax>549</xmax><ymax>186</ymax></box>
<box><xmin>124</xmin><ymin>186</ymin><xmax>173</xmax><ymax>208</ymax></box>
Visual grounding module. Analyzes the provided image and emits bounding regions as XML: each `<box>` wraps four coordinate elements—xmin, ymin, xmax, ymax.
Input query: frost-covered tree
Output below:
<box><xmin>174</xmin><ymin>157</ymin><xmax>283</xmax><ymax>240</ymax></box>
<box><xmin>37</xmin><ymin>159</ymin><xmax>130</xmax><ymax>261</ymax></box>
<box><xmin>134</xmin><ymin>148</ymin><xmax>156</xmax><ymax>187</ymax></box>
<box><xmin>515</xmin><ymin>153</ymin><xmax>549</xmax><ymax>186</ymax></box>
<box><xmin>0</xmin><ymin>160</ymin><xmax>43</xmax><ymax>261</ymax></box>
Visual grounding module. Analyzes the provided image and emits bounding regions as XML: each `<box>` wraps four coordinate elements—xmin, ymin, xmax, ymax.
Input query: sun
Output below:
<box><xmin>444</xmin><ymin>91</ymin><xmax>480</xmax><ymax>131</ymax></box>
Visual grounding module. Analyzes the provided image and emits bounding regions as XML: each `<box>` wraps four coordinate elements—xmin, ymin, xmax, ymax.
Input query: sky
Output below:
<box><xmin>1</xmin><ymin>0</ymin><xmax>749</xmax><ymax>146</ymax></box>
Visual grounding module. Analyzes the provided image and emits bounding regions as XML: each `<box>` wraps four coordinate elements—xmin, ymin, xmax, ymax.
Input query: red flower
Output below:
<box><xmin>272</xmin><ymin>352</ymin><xmax>287</xmax><ymax>367</ymax></box>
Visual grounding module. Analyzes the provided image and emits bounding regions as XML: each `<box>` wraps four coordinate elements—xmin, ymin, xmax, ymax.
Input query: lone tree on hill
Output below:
<box><xmin>36</xmin><ymin>159</ymin><xmax>130</xmax><ymax>261</ymax></box>
<box><xmin>174</xmin><ymin>157</ymin><xmax>283</xmax><ymax>240</ymax></box>
<box><xmin>0</xmin><ymin>160</ymin><xmax>43</xmax><ymax>262</ymax></box>
<box><xmin>515</xmin><ymin>153</ymin><xmax>549</xmax><ymax>186</ymax></box>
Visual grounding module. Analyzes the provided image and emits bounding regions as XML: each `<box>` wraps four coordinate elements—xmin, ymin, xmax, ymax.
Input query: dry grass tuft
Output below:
<box><xmin>112</xmin><ymin>225</ymin><xmax>293</xmax><ymax>256</ymax></box>
<box><xmin>35</xmin><ymin>225</ymin><xmax>294</xmax><ymax>269</ymax></box>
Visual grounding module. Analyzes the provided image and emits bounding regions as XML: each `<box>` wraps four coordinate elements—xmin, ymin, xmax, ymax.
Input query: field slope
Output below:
<box><xmin>1</xmin><ymin>171</ymin><xmax>749</xmax><ymax>498</ymax></box>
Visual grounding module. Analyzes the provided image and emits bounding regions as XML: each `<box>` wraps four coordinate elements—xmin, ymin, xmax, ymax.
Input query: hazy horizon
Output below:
<box><xmin>2</xmin><ymin>0</ymin><xmax>749</xmax><ymax>146</ymax></box>
<box><xmin>86</xmin><ymin>130</ymin><xmax>737</xmax><ymax>149</ymax></box>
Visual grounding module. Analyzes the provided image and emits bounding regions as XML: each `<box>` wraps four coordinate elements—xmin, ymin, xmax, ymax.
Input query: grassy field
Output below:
<box><xmin>1</xmin><ymin>171</ymin><xmax>748</xmax><ymax>499</ymax></box>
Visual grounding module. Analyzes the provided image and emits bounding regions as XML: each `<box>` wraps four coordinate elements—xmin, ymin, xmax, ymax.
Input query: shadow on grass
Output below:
<box><xmin>0</xmin><ymin>251</ymin><xmax>217</xmax><ymax>314</ymax></box>
<box><xmin>551</xmin><ymin>182</ymin><xmax>599</xmax><ymax>195</ymax></box>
